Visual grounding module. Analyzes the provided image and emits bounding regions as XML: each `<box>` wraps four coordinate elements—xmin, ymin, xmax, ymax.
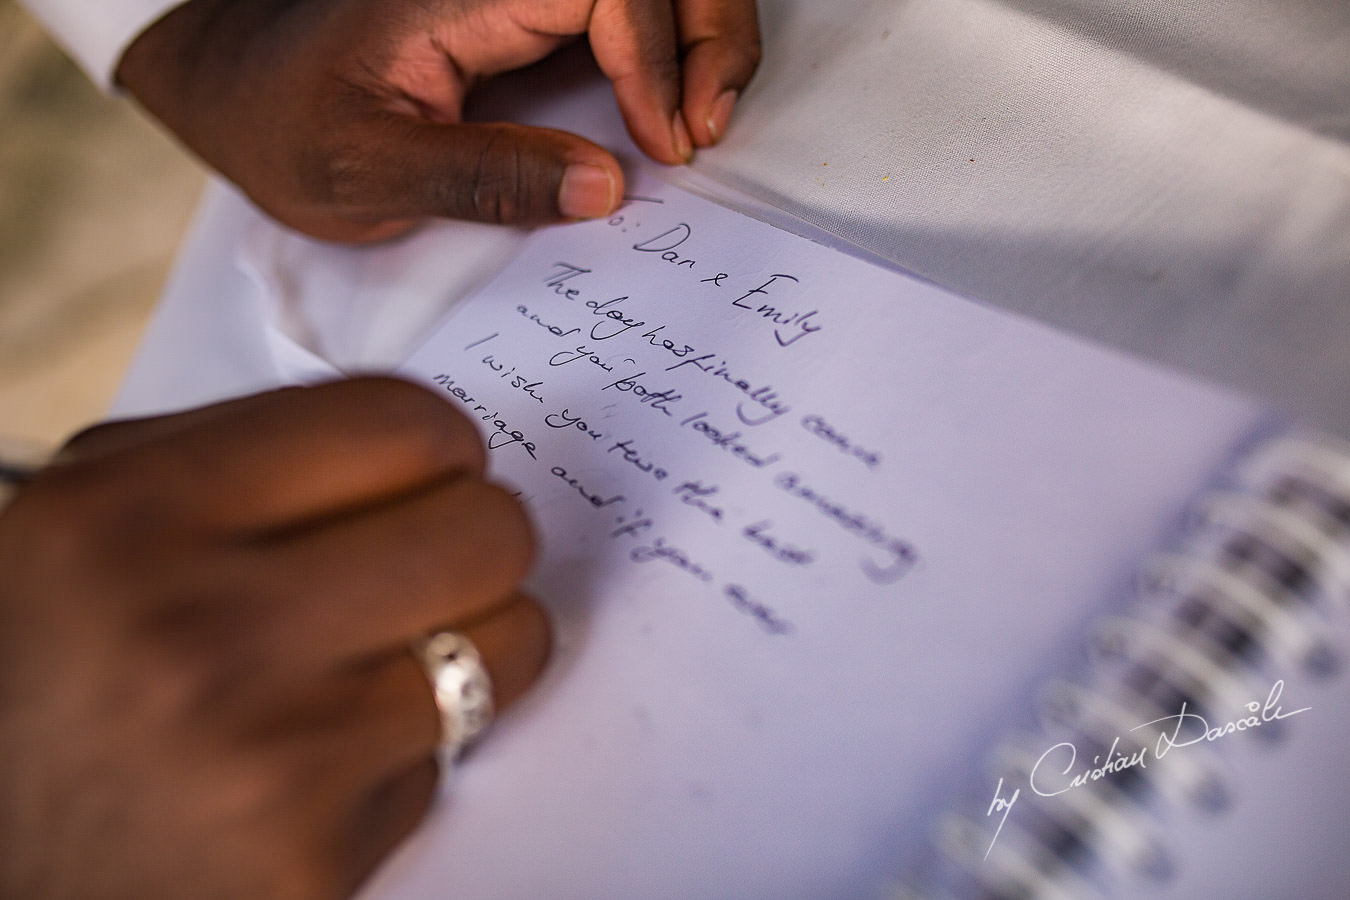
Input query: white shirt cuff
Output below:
<box><xmin>18</xmin><ymin>0</ymin><xmax>186</xmax><ymax>89</ymax></box>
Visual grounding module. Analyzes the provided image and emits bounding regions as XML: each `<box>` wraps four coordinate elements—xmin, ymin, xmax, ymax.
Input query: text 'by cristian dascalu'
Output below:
<box><xmin>982</xmin><ymin>680</ymin><xmax>1311</xmax><ymax>858</ymax></box>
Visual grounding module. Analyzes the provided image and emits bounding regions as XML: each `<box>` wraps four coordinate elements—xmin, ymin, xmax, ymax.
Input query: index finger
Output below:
<box><xmin>676</xmin><ymin>0</ymin><xmax>761</xmax><ymax>146</ymax></box>
<box><xmin>588</xmin><ymin>0</ymin><xmax>691</xmax><ymax>164</ymax></box>
<box><xmin>66</xmin><ymin>378</ymin><xmax>486</xmax><ymax>534</ymax></box>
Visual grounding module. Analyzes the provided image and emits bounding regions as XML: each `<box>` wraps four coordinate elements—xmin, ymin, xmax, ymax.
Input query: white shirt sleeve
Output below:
<box><xmin>17</xmin><ymin>0</ymin><xmax>186</xmax><ymax>89</ymax></box>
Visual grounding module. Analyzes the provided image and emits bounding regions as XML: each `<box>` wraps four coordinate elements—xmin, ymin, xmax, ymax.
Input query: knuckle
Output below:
<box><xmin>58</xmin><ymin>419</ymin><xmax>129</xmax><ymax>459</ymax></box>
<box><xmin>462</xmin><ymin>126</ymin><xmax>559</xmax><ymax>225</ymax></box>
<box><xmin>516</xmin><ymin>593</ymin><xmax>553</xmax><ymax>665</ymax></box>
<box><xmin>298</xmin><ymin>138</ymin><xmax>381</xmax><ymax>211</ymax></box>
<box><xmin>273</xmin><ymin>858</ymin><xmax>348</xmax><ymax>900</ymax></box>
<box><xmin>123</xmin><ymin>570</ymin><xmax>267</xmax><ymax>716</ymax></box>
<box><xmin>468</xmin><ymin>127</ymin><xmax>524</xmax><ymax>225</ymax></box>
<box><xmin>5</xmin><ymin>456</ymin><xmax>182</xmax><ymax>583</ymax></box>
<box><xmin>349</xmin><ymin>375</ymin><xmax>459</xmax><ymax>423</ymax></box>
<box><xmin>200</xmin><ymin>732</ymin><xmax>361</xmax><ymax>898</ymax></box>
<box><xmin>200</xmin><ymin>763</ymin><xmax>344</xmax><ymax>898</ymax></box>
<box><xmin>466</xmin><ymin>481</ymin><xmax>537</xmax><ymax>576</ymax></box>
<box><xmin>212</xmin><ymin>751</ymin><xmax>295</xmax><ymax>824</ymax></box>
<box><xmin>432</xmin><ymin>478</ymin><xmax>536</xmax><ymax>586</ymax></box>
<box><xmin>744</xmin><ymin>36</ymin><xmax>764</xmax><ymax>68</ymax></box>
<box><xmin>641</xmin><ymin>42</ymin><xmax>682</xmax><ymax>91</ymax></box>
<box><xmin>0</xmin><ymin>462</ymin><xmax>262</xmax><ymax>717</ymax></box>
<box><xmin>323</xmin><ymin>377</ymin><xmax>487</xmax><ymax>474</ymax></box>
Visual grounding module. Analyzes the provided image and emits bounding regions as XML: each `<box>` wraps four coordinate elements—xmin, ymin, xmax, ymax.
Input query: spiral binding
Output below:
<box><xmin>895</xmin><ymin>432</ymin><xmax>1350</xmax><ymax>899</ymax></box>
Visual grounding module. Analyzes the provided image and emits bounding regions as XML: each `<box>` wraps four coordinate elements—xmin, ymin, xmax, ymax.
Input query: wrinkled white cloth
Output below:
<box><xmin>702</xmin><ymin>0</ymin><xmax>1350</xmax><ymax>431</ymax></box>
<box><xmin>17</xmin><ymin>0</ymin><xmax>182</xmax><ymax>87</ymax></box>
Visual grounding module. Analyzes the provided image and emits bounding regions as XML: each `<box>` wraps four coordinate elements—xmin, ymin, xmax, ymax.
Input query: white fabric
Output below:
<box><xmin>18</xmin><ymin>0</ymin><xmax>183</xmax><ymax>87</ymax></box>
<box><xmin>699</xmin><ymin>0</ymin><xmax>1350</xmax><ymax>432</ymax></box>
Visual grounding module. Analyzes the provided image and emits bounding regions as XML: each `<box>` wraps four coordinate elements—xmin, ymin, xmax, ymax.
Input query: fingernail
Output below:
<box><xmin>672</xmin><ymin>111</ymin><xmax>693</xmax><ymax>162</ymax></box>
<box><xmin>558</xmin><ymin>164</ymin><xmax>616</xmax><ymax>219</ymax></box>
<box><xmin>705</xmin><ymin>89</ymin><xmax>738</xmax><ymax>143</ymax></box>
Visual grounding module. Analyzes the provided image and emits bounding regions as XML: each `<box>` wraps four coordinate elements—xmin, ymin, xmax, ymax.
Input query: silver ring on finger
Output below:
<box><xmin>414</xmin><ymin>630</ymin><xmax>494</xmax><ymax>762</ymax></box>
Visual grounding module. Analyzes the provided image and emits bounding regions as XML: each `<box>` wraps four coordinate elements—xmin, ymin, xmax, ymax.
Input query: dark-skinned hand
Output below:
<box><xmin>116</xmin><ymin>0</ymin><xmax>762</xmax><ymax>241</ymax></box>
<box><xmin>0</xmin><ymin>378</ymin><xmax>549</xmax><ymax>899</ymax></box>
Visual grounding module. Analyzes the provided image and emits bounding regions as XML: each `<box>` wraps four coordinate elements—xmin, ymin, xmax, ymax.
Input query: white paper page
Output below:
<box><xmin>385</xmin><ymin>173</ymin><xmax>1266</xmax><ymax>899</ymax></box>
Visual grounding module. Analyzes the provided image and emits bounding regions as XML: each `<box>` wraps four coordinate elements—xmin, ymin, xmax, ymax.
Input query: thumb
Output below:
<box><xmin>306</xmin><ymin>118</ymin><xmax>624</xmax><ymax>237</ymax></box>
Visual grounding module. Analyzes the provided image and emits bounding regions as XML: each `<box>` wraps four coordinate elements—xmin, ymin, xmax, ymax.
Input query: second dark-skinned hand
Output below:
<box><xmin>0</xmin><ymin>378</ymin><xmax>549</xmax><ymax>899</ymax></box>
<box><xmin>115</xmin><ymin>0</ymin><xmax>762</xmax><ymax>242</ymax></box>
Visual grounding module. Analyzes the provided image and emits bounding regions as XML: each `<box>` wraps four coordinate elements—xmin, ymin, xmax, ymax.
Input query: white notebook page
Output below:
<box><xmin>386</xmin><ymin>173</ymin><xmax>1264</xmax><ymax>898</ymax></box>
